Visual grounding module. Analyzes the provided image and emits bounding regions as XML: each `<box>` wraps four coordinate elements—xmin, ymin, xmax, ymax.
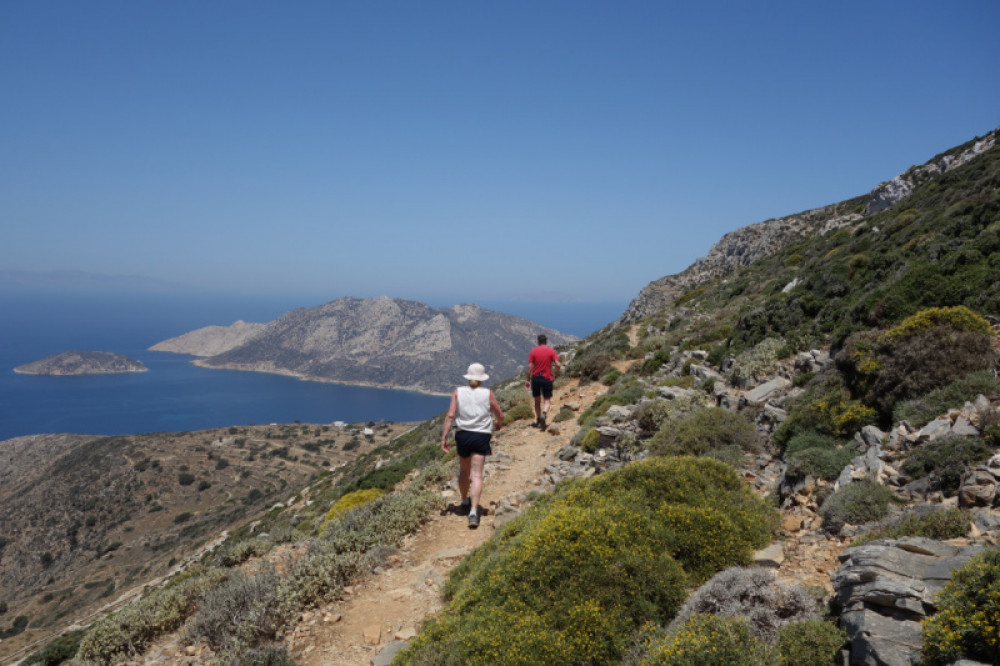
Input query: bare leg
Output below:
<box><xmin>468</xmin><ymin>454</ymin><xmax>486</xmax><ymax>514</ymax></box>
<box><xmin>458</xmin><ymin>455</ymin><xmax>472</xmax><ymax>503</ymax></box>
<box><xmin>533</xmin><ymin>395</ymin><xmax>542</xmax><ymax>420</ymax></box>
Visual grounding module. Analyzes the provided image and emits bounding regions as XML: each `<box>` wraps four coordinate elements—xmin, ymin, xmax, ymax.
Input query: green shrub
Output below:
<box><xmin>819</xmin><ymin>481</ymin><xmax>900</xmax><ymax>531</ymax></box>
<box><xmin>705</xmin><ymin>444</ymin><xmax>743</xmax><ymax>468</ymax></box>
<box><xmin>648</xmin><ymin>408</ymin><xmax>759</xmax><ymax>458</ymax></box>
<box><xmin>922</xmin><ymin>548</ymin><xmax>1000</xmax><ymax>665</ymax></box>
<box><xmin>784</xmin><ymin>430</ymin><xmax>844</xmax><ymax>457</ymax></box>
<box><xmin>553</xmin><ymin>407</ymin><xmax>574</xmax><ymax>423</ymax></box>
<box><xmin>776</xmin><ymin>619</ymin><xmax>846</xmax><ymax>666</ymax></box>
<box><xmin>639</xmin><ymin>613</ymin><xmax>769</xmax><ymax>665</ymax></box>
<box><xmin>568</xmin><ymin>351</ymin><xmax>614</xmax><ymax>381</ymax></box>
<box><xmin>602</xmin><ymin>367</ymin><xmax>623</xmax><ymax>385</ymax></box>
<box><xmin>579</xmin><ymin>428</ymin><xmax>601</xmax><ymax>453</ymax></box>
<box><xmin>852</xmin><ymin>506</ymin><xmax>969</xmax><ymax>546</ymax></box>
<box><xmin>901</xmin><ymin>434</ymin><xmax>994</xmax><ymax>495</ymax></box>
<box><xmin>178</xmin><ymin>472</ymin><xmax>196</xmax><ymax>486</ymax></box>
<box><xmin>785</xmin><ymin>446</ymin><xmax>855</xmax><ymax>481</ymax></box>
<box><xmin>893</xmin><ymin>370</ymin><xmax>1000</xmax><ymax>426</ymax></box>
<box><xmin>504</xmin><ymin>401</ymin><xmax>535</xmax><ymax>424</ymax></box>
<box><xmin>22</xmin><ymin>630</ymin><xmax>85</xmax><ymax>665</ymax></box>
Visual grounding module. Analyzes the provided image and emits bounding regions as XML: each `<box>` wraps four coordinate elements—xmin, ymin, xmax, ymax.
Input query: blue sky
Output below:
<box><xmin>2</xmin><ymin>1</ymin><xmax>998</xmax><ymax>305</ymax></box>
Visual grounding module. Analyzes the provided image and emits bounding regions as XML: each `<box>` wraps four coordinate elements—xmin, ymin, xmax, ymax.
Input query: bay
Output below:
<box><xmin>0</xmin><ymin>292</ymin><xmax>623</xmax><ymax>441</ymax></box>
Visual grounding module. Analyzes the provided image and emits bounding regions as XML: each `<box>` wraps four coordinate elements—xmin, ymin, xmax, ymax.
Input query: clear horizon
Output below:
<box><xmin>2</xmin><ymin>2</ymin><xmax>998</xmax><ymax>304</ymax></box>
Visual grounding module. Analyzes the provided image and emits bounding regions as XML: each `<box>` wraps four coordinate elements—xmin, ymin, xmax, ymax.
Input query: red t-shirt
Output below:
<box><xmin>528</xmin><ymin>345</ymin><xmax>559</xmax><ymax>381</ymax></box>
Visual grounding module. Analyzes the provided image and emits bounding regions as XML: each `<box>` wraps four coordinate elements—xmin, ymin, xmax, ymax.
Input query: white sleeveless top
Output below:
<box><xmin>455</xmin><ymin>386</ymin><xmax>493</xmax><ymax>434</ymax></box>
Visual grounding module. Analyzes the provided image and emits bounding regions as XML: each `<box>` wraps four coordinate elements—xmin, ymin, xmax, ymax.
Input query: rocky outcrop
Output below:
<box><xmin>152</xmin><ymin>297</ymin><xmax>574</xmax><ymax>395</ymax></box>
<box><xmin>866</xmin><ymin>127</ymin><xmax>998</xmax><ymax>214</ymax></box>
<box><xmin>621</xmin><ymin>203</ymin><xmax>864</xmax><ymax>322</ymax></box>
<box><xmin>832</xmin><ymin>538</ymin><xmax>982</xmax><ymax>666</ymax></box>
<box><xmin>13</xmin><ymin>350</ymin><xmax>147</xmax><ymax>375</ymax></box>
<box><xmin>149</xmin><ymin>320</ymin><xmax>267</xmax><ymax>356</ymax></box>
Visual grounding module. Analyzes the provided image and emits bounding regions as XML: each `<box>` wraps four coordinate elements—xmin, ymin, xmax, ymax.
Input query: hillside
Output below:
<box><xmin>13</xmin><ymin>351</ymin><xmax>147</xmax><ymax>376</ymax></box>
<box><xmin>8</xmin><ymin>125</ymin><xmax>1000</xmax><ymax>665</ymax></box>
<box><xmin>150</xmin><ymin>297</ymin><xmax>574</xmax><ymax>395</ymax></box>
<box><xmin>0</xmin><ymin>421</ymin><xmax>418</xmax><ymax>663</ymax></box>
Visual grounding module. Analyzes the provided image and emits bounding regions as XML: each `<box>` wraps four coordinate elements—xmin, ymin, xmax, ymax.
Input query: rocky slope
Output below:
<box><xmin>13</xmin><ymin>350</ymin><xmax>147</xmax><ymax>375</ymax></box>
<box><xmin>149</xmin><ymin>320</ymin><xmax>266</xmax><ymax>356</ymax></box>
<box><xmin>623</xmin><ymin>125</ymin><xmax>999</xmax><ymax>323</ymax></box>
<box><xmin>152</xmin><ymin>297</ymin><xmax>574</xmax><ymax>395</ymax></box>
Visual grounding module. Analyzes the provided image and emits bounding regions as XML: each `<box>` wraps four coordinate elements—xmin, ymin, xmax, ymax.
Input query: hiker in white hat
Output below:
<box><xmin>441</xmin><ymin>362</ymin><xmax>504</xmax><ymax>529</ymax></box>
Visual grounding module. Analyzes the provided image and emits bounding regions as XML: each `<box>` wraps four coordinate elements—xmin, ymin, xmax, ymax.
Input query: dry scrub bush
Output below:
<box><xmin>671</xmin><ymin>567</ymin><xmax>821</xmax><ymax>642</ymax></box>
<box><xmin>76</xmin><ymin>568</ymin><xmax>227</xmax><ymax>663</ymax></box>
<box><xmin>731</xmin><ymin>337</ymin><xmax>785</xmax><ymax>381</ymax></box>
<box><xmin>187</xmin><ymin>565</ymin><xmax>283</xmax><ymax>651</ymax></box>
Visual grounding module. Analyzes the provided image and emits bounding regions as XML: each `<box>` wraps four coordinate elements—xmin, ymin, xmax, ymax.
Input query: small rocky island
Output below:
<box><xmin>14</xmin><ymin>351</ymin><xmax>148</xmax><ymax>376</ymax></box>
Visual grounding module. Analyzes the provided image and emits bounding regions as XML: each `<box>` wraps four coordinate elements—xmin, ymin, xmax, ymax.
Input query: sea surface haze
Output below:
<box><xmin>0</xmin><ymin>292</ymin><xmax>623</xmax><ymax>441</ymax></box>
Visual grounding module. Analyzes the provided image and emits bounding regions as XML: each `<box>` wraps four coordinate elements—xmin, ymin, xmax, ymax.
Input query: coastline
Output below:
<box><xmin>190</xmin><ymin>359</ymin><xmax>453</xmax><ymax>397</ymax></box>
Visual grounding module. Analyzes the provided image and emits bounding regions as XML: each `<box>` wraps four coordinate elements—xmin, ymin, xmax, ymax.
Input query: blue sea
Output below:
<box><xmin>0</xmin><ymin>292</ymin><xmax>624</xmax><ymax>441</ymax></box>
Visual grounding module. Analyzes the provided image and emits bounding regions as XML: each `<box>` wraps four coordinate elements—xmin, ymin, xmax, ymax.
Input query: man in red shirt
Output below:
<box><xmin>525</xmin><ymin>334</ymin><xmax>562</xmax><ymax>429</ymax></box>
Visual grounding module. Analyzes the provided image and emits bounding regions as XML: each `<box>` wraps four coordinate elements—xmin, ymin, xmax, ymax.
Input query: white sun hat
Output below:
<box><xmin>463</xmin><ymin>363</ymin><xmax>489</xmax><ymax>382</ymax></box>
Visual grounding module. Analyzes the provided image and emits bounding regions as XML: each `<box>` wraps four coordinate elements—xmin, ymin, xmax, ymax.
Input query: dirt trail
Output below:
<box><xmin>288</xmin><ymin>376</ymin><xmax>610</xmax><ymax>665</ymax></box>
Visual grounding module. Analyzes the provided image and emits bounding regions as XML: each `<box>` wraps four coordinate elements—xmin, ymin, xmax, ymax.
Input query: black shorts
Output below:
<box><xmin>455</xmin><ymin>430</ymin><xmax>492</xmax><ymax>457</ymax></box>
<box><xmin>531</xmin><ymin>376</ymin><xmax>553</xmax><ymax>399</ymax></box>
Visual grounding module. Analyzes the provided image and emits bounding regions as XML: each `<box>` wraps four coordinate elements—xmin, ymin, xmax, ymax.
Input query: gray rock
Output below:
<box><xmin>833</xmin><ymin>539</ymin><xmax>982</xmax><ymax>666</ymax></box>
<box><xmin>372</xmin><ymin>641</ymin><xmax>409</xmax><ymax>666</ymax></box>
<box><xmin>743</xmin><ymin>377</ymin><xmax>792</xmax><ymax>405</ymax></box>
<box><xmin>958</xmin><ymin>467</ymin><xmax>998</xmax><ymax>508</ymax></box>
<box><xmin>917</xmin><ymin>418</ymin><xmax>952</xmax><ymax>441</ymax></box>
<box><xmin>605</xmin><ymin>405</ymin><xmax>633</xmax><ymax>422</ymax></box>
<box><xmin>859</xmin><ymin>425</ymin><xmax>886</xmax><ymax>449</ymax></box>
<box><xmin>951</xmin><ymin>416</ymin><xmax>979</xmax><ymax>437</ymax></box>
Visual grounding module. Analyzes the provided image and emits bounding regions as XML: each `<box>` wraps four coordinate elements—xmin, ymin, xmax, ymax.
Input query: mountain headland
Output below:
<box><xmin>150</xmin><ymin>297</ymin><xmax>575</xmax><ymax>394</ymax></box>
<box><xmin>13</xmin><ymin>351</ymin><xmax>148</xmax><ymax>376</ymax></box>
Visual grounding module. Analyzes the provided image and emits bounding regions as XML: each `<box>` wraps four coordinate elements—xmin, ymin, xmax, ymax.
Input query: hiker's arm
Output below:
<box><xmin>441</xmin><ymin>390</ymin><xmax>458</xmax><ymax>452</ymax></box>
<box><xmin>489</xmin><ymin>391</ymin><xmax>504</xmax><ymax>430</ymax></box>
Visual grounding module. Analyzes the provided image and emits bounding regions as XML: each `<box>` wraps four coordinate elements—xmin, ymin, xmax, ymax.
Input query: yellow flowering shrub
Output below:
<box><xmin>922</xmin><ymin>548</ymin><xmax>1000</xmax><ymax>665</ymax></box>
<box><xmin>319</xmin><ymin>488</ymin><xmax>384</xmax><ymax>531</ymax></box>
<box><xmin>397</xmin><ymin>458</ymin><xmax>778</xmax><ymax>665</ymax></box>
<box><xmin>885</xmin><ymin>305</ymin><xmax>993</xmax><ymax>342</ymax></box>
<box><xmin>640</xmin><ymin>613</ymin><xmax>769</xmax><ymax>666</ymax></box>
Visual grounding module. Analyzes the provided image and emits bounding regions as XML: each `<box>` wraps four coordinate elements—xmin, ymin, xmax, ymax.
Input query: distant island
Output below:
<box><xmin>150</xmin><ymin>296</ymin><xmax>575</xmax><ymax>394</ymax></box>
<box><xmin>14</xmin><ymin>350</ymin><xmax>148</xmax><ymax>376</ymax></box>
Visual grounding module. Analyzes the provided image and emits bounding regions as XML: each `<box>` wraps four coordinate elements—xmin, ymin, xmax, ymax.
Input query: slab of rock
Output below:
<box><xmin>372</xmin><ymin>640</ymin><xmax>408</xmax><ymax>665</ymax></box>
<box><xmin>832</xmin><ymin>538</ymin><xmax>982</xmax><ymax>665</ymax></box>
<box><xmin>743</xmin><ymin>377</ymin><xmax>792</xmax><ymax>405</ymax></box>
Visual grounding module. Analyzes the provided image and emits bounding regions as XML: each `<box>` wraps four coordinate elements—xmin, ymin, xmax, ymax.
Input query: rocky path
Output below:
<box><xmin>288</xmin><ymin>376</ymin><xmax>610</xmax><ymax>665</ymax></box>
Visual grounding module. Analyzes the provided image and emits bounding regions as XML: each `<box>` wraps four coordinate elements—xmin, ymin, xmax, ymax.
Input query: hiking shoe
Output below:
<box><xmin>468</xmin><ymin>513</ymin><xmax>480</xmax><ymax>529</ymax></box>
<box><xmin>458</xmin><ymin>500</ymin><xmax>471</xmax><ymax>516</ymax></box>
<box><xmin>539</xmin><ymin>413</ymin><xmax>547</xmax><ymax>429</ymax></box>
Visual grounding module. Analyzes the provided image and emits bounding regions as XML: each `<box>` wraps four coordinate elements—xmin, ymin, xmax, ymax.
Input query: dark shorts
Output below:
<box><xmin>531</xmin><ymin>376</ymin><xmax>553</xmax><ymax>399</ymax></box>
<box><xmin>455</xmin><ymin>430</ymin><xmax>492</xmax><ymax>457</ymax></box>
